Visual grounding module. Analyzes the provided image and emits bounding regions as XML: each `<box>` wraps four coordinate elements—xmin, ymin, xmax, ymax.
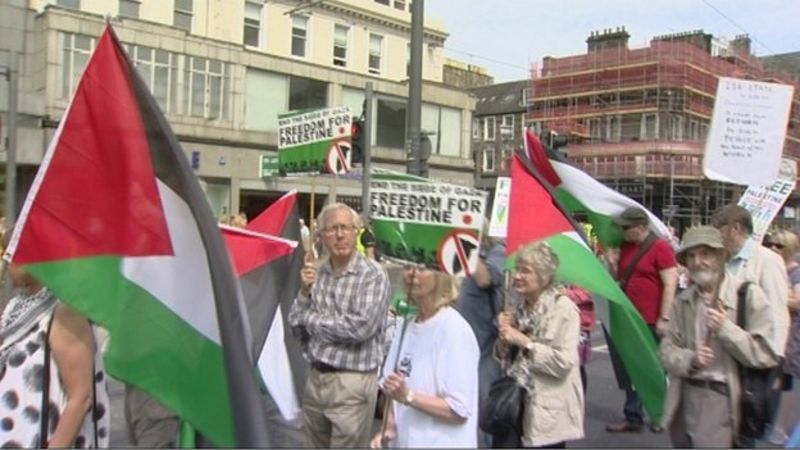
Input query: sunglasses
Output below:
<box><xmin>765</xmin><ymin>242</ymin><xmax>785</xmax><ymax>250</ymax></box>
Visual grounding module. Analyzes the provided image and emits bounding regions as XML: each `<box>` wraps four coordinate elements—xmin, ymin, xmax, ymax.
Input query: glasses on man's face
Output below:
<box><xmin>321</xmin><ymin>224</ymin><xmax>357</xmax><ymax>236</ymax></box>
<box><xmin>765</xmin><ymin>242</ymin><xmax>785</xmax><ymax>250</ymax></box>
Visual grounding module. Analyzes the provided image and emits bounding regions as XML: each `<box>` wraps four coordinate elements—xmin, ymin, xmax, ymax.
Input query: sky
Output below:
<box><xmin>425</xmin><ymin>0</ymin><xmax>800</xmax><ymax>83</ymax></box>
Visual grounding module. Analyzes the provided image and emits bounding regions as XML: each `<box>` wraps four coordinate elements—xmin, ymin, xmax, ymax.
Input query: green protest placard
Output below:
<box><xmin>369</xmin><ymin>171</ymin><xmax>487</xmax><ymax>277</ymax></box>
<box><xmin>278</xmin><ymin>106</ymin><xmax>352</xmax><ymax>175</ymax></box>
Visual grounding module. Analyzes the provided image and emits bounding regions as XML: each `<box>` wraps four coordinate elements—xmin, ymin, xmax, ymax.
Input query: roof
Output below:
<box><xmin>760</xmin><ymin>52</ymin><xmax>800</xmax><ymax>77</ymax></box>
<box><xmin>470</xmin><ymin>79</ymin><xmax>529</xmax><ymax>116</ymax></box>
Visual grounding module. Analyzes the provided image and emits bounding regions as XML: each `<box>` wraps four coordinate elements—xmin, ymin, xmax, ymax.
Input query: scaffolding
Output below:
<box><xmin>527</xmin><ymin>32</ymin><xmax>800</xmax><ymax>227</ymax></box>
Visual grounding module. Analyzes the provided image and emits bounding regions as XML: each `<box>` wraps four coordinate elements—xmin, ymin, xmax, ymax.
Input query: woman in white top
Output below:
<box><xmin>370</xmin><ymin>266</ymin><xmax>480</xmax><ymax>448</ymax></box>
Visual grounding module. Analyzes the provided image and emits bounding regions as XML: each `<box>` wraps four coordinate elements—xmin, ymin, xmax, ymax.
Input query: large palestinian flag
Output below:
<box><xmin>507</xmin><ymin>148</ymin><xmax>666</xmax><ymax>422</ymax></box>
<box><xmin>525</xmin><ymin>131</ymin><xmax>671</xmax><ymax>248</ymax></box>
<box><xmin>225</xmin><ymin>190</ymin><xmax>308</xmax><ymax>421</ymax></box>
<box><xmin>4</xmin><ymin>26</ymin><xmax>267</xmax><ymax>446</ymax></box>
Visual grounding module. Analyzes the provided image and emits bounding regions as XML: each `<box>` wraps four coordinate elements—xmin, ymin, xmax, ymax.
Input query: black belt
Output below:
<box><xmin>311</xmin><ymin>361</ymin><xmax>373</xmax><ymax>374</ymax></box>
<box><xmin>686</xmin><ymin>378</ymin><xmax>730</xmax><ymax>397</ymax></box>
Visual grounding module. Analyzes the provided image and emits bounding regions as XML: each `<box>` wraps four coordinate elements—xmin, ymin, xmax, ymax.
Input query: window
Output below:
<box><xmin>291</xmin><ymin>15</ymin><xmax>308</xmax><ymax>57</ymax></box>
<box><xmin>501</xmin><ymin>114</ymin><xmax>515</xmax><ymax>139</ymax></box>
<box><xmin>244</xmin><ymin>0</ymin><xmax>263</xmax><ymax>47</ymax></box>
<box><xmin>484</xmin><ymin>116</ymin><xmax>496</xmax><ymax>140</ymax></box>
<box><xmin>174</xmin><ymin>0</ymin><xmax>193</xmax><ymax>31</ymax></box>
<box><xmin>333</xmin><ymin>25</ymin><xmax>348</xmax><ymax>67</ymax></box>
<box><xmin>127</xmin><ymin>44</ymin><xmax>179</xmax><ymax>114</ymax></box>
<box><xmin>393</xmin><ymin>0</ymin><xmax>407</xmax><ymax>10</ymax></box>
<box><xmin>368</xmin><ymin>34</ymin><xmax>383</xmax><ymax>75</ymax></box>
<box><xmin>472</xmin><ymin>118</ymin><xmax>479</xmax><ymax>140</ymax></box>
<box><xmin>184</xmin><ymin>56</ymin><xmax>229</xmax><ymax>120</ymax></box>
<box><xmin>61</xmin><ymin>33</ymin><xmax>95</xmax><ymax>99</ymax></box>
<box><xmin>244</xmin><ymin>69</ymin><xmax>289</xmax><ymax>132</ymax></box>
<box><xmin>377</xmin><ymin>97</ymin><xmax>406</xmax><ymax>149</ymax></box>
<box><xmin>483</xmin><ymin>146</ymin><xmax>496</xmax><ymax>172</ymax></box>
<box><xmin>57</xmin><ymin>0</ymin><xmax>80</xmax><ymax>8</ymax></box>
<box><xmin>520</xmin><ymin>88</ymin><xmax>529</xmax><ymax>107</ymax></box>
<box><xmin>119</xmin><ymin>0</ymin><xmax>140</xmax><ymax>18</ymax></box>
<box><xmin>289</xmin><ymin>77</ymin><xmax>327</xmax><ymax>111</ymax></box>
<box><xmin>374</xmin><ymin>0</ymin><xmax>390</xmax><ymax>4</ymax></box>
<box><xmin>670</xmin><ymin>116</ymin><xmax>684</xmax><ymax>140</ymax></box>
<box><xmin>641</xmin><ymin>114</ymin><xmax>657</xmax><ymax>140</ymax></box>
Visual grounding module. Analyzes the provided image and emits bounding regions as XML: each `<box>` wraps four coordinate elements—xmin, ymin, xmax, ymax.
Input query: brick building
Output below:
<box><xmin>492</xmin><ymin>27</ymin><xmax>800</xmax><ymax>229</ymax></box>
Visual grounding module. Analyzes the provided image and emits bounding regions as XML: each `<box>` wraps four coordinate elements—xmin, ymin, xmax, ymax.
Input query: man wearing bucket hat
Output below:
<box><xmin>659</xmin><ymin>226</ymin><xmax>779</xmax><ymax>447</ymax></box>
<box><xmin>606</xmin><ymin>206</ymin><xmax>678</xmax><ymax>433</ymax></box>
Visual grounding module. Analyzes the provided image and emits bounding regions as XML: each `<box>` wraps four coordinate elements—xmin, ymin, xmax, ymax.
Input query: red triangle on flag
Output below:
<box><xmin>221</xmin><ymin>225</ymin><xmax>296</xmax><ymax>276</ymax></box>
<box><xmin>247</xmin><ymin>191</ymin><xmax>298</xmax><ymax>236</ymax></box>
<box><xmin>11</xmin><ymin>28</ymin><xmax>172</xmax><ymax>265</ymax></box>
<box><xmin>507</xmin><ymin>153</ymin><xmax>574</xmax><ymax>257</ymax></box>
<box><xmin>524</xmin><ymin>131</ymin><xmax>562</xmax><ymax>188</ymax></box>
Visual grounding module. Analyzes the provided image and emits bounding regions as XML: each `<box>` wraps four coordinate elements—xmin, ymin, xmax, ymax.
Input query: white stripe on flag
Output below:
<box><xmin>122</xmin><ymin>180</ymin><xmax>221</xmax><ymax>345</ymax></box>
<box><xmin>551</xmin><ymin>160</ymin><xmax>671</xmax><ymax>239</ymax></box>
<box><xmin>259</xmin><ymin>305</ymin><xmax>300</xmax><ymax>420</ymax></box>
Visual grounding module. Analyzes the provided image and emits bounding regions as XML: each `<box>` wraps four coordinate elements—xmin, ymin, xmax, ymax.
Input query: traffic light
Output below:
<box><xmin>351</xmin><ymin>118</ymin><xmax>364</xmax><ymax>165</ymax></box>
<box><xmin>419</xmin><ymin>133</ymin><xmax>432</xmax><ymax>178</ymax></box>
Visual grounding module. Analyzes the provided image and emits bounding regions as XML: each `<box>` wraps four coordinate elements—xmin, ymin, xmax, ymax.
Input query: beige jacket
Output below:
<box><xmin>732</xmin><ymin>243</ymin><xmax>791</xmax><ymax>357</ymax></box>
<box><xmin>498</xmin><ymin>288</ymin><xmax>584</xmax><ymax>447</ymax></box>
<box><xmin>659</xmin><ymin>274</ymin><xmax>780</xmax><ymax>432</ymax></box>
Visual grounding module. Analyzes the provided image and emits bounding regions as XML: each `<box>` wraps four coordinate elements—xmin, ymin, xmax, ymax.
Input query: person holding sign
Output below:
<box><xmin>288</xmin><ymin>203</ymin><xmax>392</xmax><ymax>448</ymax></box>
<box><xmin>370</xmin><ymin>266</ymin><xmax>480</xmax><ymax>448</ymax></box>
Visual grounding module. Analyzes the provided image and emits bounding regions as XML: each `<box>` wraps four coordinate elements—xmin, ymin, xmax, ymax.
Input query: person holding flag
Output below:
<box><xmin>370</xmin><ymin>265</ymin><xmax>480</xmax><ymax>448</ymax></box>
<box><xmin>289</xmin><ymin>203</ymin><xmax>392</xmax><ymax>448</ymax></box>
<box><xmin>495</xmin><ymin>241</ymin><xmax>585</xmax><ymax>448</ymax></box>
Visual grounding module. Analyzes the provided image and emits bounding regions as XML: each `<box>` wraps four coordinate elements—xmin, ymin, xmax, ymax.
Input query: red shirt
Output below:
<box><xmin>618</xmin><ymin>238</ymin><xmax>677</xmax><ymax>325</ymax></box>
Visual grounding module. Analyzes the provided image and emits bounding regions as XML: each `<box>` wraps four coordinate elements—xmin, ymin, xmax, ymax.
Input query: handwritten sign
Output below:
<box><xmin>704</xmin><ymin>77</ymin><xmax>794</xmax><ymax>186</ymax></box>
<box><xmin>738</xmin><ymin>158</ymin><xmax>797</xmax><ymax>243</ymax></box>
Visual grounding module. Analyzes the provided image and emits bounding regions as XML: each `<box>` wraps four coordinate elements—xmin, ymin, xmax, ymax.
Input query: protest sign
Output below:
<box><xmin>738</xmin><ymin>157</ymin><xmax>797</xmax><ymax>243</ymax></box>
<box><xmin>369</xmin><ymin>172</ymin><xmax>487</xmax><ymax>277</ymax></box>
<box><xmin>278</xmin><ymin>107</ymin><xmax>352</xmax><ymax>175</ymax></box>
<box><xmin>488</xmin><ymin>177</ymin><xmax>511</xmax><ymax>238</ymax></box>
<box><xmin>704</xmin><ymin>77</ymin><xmax>794</xmax><ymax>186</ymax></box>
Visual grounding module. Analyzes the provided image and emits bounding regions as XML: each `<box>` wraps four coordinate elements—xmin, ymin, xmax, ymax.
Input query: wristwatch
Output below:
<box><xmin>404</xmin><ymin>390</ymin><xmax>414</xmax><ymax>406</ymax></box>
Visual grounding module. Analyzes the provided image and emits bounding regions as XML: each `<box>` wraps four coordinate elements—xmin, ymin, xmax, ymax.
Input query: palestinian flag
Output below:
<box><xmin>525</xmin><ymin>131</ymin><xmax>671</xmax><ymax>248</ymax></box>
<box><xmin>4</xmin><ymin>26</ymin><xmax>268</xmax><ymax>446</ymax></box>
<box><xmin>507</xmin><ymin>148</ymin><xmax>666</xmax><ymax>423</ymax></box>
<box><xmin>226</xmin><ymin>190</ymin><xmax>308</xmax><ymax>420</ymax></box>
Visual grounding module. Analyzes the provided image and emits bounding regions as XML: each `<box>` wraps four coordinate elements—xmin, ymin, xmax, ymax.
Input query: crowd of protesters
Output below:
<box><xmin>0</xmin><ymin>199</ymin><xmax>798</xmax><ymax>448</ymax></box>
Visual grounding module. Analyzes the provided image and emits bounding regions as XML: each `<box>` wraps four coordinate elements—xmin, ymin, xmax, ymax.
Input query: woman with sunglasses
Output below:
<box><xmin>764</xmin><ymin>230</ymin><xmax>800</xmax><ymax>445</ymax></box>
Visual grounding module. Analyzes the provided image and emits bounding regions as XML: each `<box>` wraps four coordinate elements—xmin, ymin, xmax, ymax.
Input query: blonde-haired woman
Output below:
<box><xmin>371</xmin><ymin>266</ymin><xmax>480</xmax><ymax>448</ymax></box>
<box><xmin>496</xmin><ymin>242</ymin><xmax>584</xmax><ymax>448</ymax></box>
<box><xmin>764</xmin><ymin>230</ymin><xmax>800</xmax><ymax>445</ymax></box>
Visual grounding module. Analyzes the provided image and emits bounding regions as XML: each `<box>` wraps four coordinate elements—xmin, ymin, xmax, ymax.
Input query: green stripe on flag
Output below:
<box><xmin>25</xmin><ymin>256</ymin><xmax>235</xmax><ymax>446</ymax></box>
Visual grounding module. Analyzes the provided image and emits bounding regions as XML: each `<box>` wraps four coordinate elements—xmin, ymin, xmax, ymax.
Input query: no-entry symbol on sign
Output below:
<box><xmin>326</xmin><ymin>139</ymin><xmax>351</xmax><ymax>174</ymax></box>
<box><xmin>436</xmin><ymin>229</ymin><xmax>480</xmax><ymax>277</ymax></box>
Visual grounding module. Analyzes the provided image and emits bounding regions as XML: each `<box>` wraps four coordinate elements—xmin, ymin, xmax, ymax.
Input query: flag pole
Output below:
<box><xmin>309</xmin><ymin>174</ymin><xmax>317</xmax><ymax>258</ymax></box>
<box><xmin>379</xmin><ymin>267</ymin><xmax>416</xmax><ymax>446</ymax></box>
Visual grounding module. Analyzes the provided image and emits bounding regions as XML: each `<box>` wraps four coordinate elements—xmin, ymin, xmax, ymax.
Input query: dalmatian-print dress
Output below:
<box><xmin>0</xmin><ymin>298</ymin><xmax>110</xmax><ymax>448</ymax></box>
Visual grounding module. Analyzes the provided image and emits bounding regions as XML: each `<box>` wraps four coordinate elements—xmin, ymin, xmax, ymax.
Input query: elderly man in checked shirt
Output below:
<box><xmin>289</xmin><ymin>202</ymin><xmax>392</xmax><ymax>448</ymax></box>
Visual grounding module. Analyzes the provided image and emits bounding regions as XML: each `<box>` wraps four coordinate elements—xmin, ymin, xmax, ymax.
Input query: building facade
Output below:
<box><xmin>0</xmin><ymin>0</ymin><xmax>477</xmax><ymax>222</ymax></box>
<box><xmin>479</xmin><ymin>28</ymin><xmax>800</xmax><ymax>229</ymax></box>
<box><xmin>470</xmin><ymin>80</ymin><xmax>528</xmax><ymax>193</ymax></box>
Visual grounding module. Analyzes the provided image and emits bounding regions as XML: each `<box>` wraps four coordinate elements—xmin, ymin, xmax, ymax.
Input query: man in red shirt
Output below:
<box><xmin>606</xmin><ymin>207</ymin><xmax>678</xmax><ymax>433</ymax></box>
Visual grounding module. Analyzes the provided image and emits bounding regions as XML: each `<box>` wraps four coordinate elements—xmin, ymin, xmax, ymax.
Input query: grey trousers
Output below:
<box><xmin>301</xmin><ymin>368</ymin><xmax>378</xmax><ymax>448</ymax></box>
<box><xmin>668</xmin><ymin>382</ymin><xmax>733</xmax><ymax>448</ymax></box>
<box><xmin>124</xmin><ymin>385</ymin><xmax>179</xmax><ymax>448</ymax></box>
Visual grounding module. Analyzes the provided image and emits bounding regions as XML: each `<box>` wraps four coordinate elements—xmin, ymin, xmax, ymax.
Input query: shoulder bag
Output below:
<box><xmin>736</xmin><ymin>282</ymin><xmax>782</xmax><ymax>439</ymax></box>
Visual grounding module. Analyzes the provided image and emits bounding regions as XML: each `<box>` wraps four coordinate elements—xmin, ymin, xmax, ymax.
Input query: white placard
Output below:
<box><xmin>738</xmin><ymin>158</ymin><xmax>797</xmax><ymax>243</ymax></box>
<box><xmin>488</xmin><ymin>177</ymin><xmax>511</xmax><ymax>238</ymax></box>
<box><xmin>704</xmin><ymin>77</ymin><xmax>794</xmax><ymax>186</ymax></box>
